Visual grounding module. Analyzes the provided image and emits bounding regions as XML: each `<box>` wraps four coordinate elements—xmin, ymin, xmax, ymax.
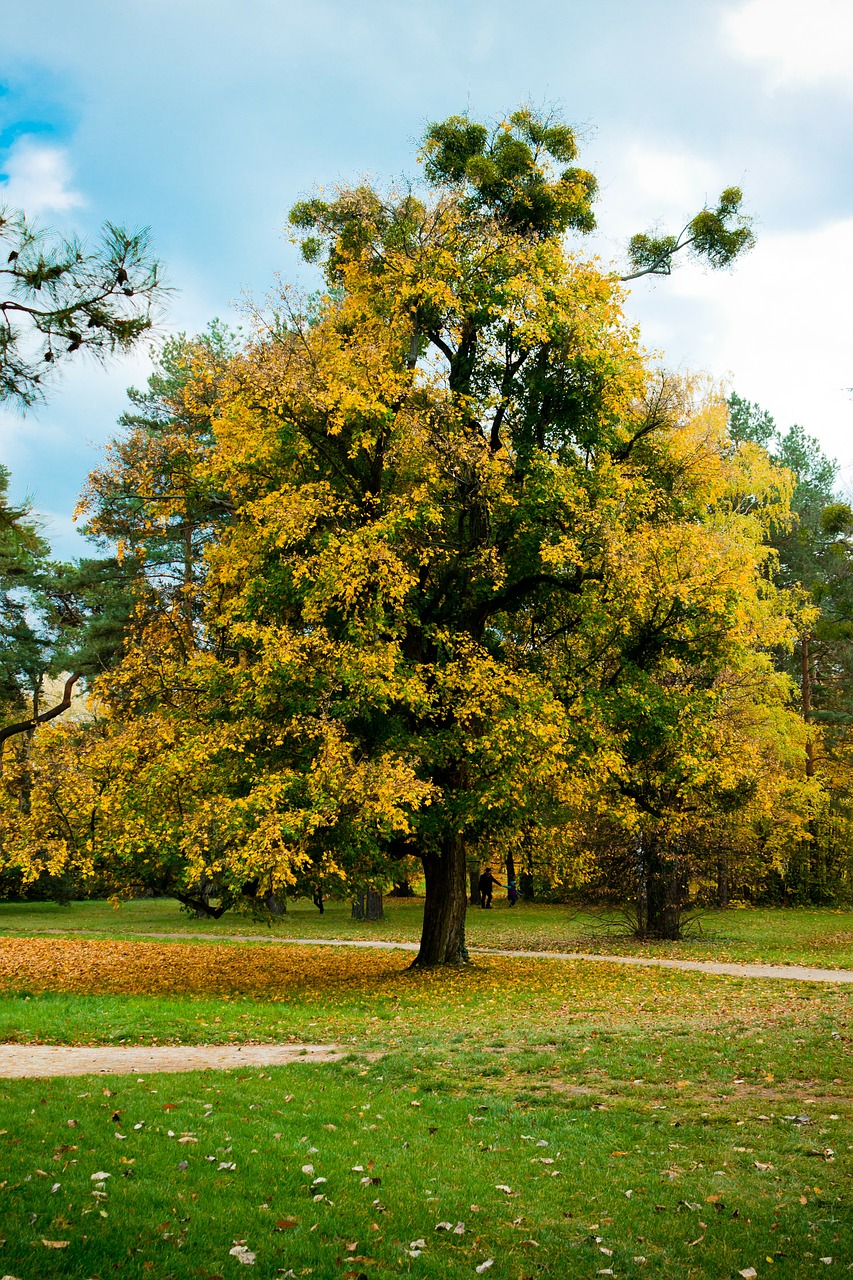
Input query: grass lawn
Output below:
<box><xmin>1</xmin><ymin>895</ymin><xmax>852</xmax><ymax>969</ymax></box>
<box><xmin>0</xmin><ymin>933</ymin><xmax>850</xmax><ymax>1278</ymax></box>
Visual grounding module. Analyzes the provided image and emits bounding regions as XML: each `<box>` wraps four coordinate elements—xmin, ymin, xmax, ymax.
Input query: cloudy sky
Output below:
<box><xmin>1</xmin><ymin>0</ymin><xmax>851</xmax><ymax>556</ymax></box>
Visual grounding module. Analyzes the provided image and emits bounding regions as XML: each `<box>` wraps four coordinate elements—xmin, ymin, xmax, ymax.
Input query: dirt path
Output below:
<box><xmin>0</xmin><ymin>1042</ymin><xmax>343</xmax><ymax>1078</ymax></box>
<box><xmin>13</xmin><ymin>929</ymin><xmax>853</xmax><ymax>983</ymax></box>
<box><xmin>471</xmin><ymin>945</ymin><xmax>853</xmax><ymax>983</ymax></box>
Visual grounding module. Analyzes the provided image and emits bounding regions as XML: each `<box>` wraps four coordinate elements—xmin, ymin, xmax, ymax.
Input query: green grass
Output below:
<box><xmin>0</xmin><ymin>921</ymin><xmax>850</xmax><ymax>1276</ymax></box>
<box><xmin>1</xmin><ymin>895</ymin><xmax>852</xmax><ymax>968</ymax></box>
<box><xmin>1</xmin><ymin>1056</ymin><xmax>849</xmax><ymax>1280</ymax></box>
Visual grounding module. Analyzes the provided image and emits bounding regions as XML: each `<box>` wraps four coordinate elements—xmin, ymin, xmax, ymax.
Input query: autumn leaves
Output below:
<box><xmin>0</xmin><ymin>109</ymin><xmax>825</xmax><ymax>954</ymax></box>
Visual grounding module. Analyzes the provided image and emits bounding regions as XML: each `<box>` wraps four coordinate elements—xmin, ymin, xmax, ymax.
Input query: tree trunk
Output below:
<box><xmin>193</xmin><ymin>879</ymin><xmax>214</xmax><ymax>918</ymax></box>
<box><xmin>635</xmin><ymin>830</ymin><xmax>683</xmax><ymax>940</ymax></box>
<box><xmin>352</xmin><ymin>890</ymin><xmax>384</xmax><ymax>920</ymax></box>
<box><xmin>413</xmin><ymin>836</ymin><xmax>469</xmax><ymax>966</ymax></box>
<box><xmin>469</xmin><ymin>869</ymin><xmax>480</xmax><ymax>906</ymax></box>
<box><xmin>505</xmin><ymin>850</ymin><xmax>516</xmax><ymax>896</ymax></box>
<box><xmin>389</xmin><ymin>880</ymin><xmax>414</xmax><ymax>897</ymax></box>
<box><xmin>716</xmin><ymin>847</ymin><xmax>729</xmax><ymax>909</ymax></box>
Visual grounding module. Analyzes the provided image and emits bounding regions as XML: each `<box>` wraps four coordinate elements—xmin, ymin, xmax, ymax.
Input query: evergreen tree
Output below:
<box><xmin>0</xmin><ymin>208</ymin><xmax>165</xmax><ymax>410</ymax></box>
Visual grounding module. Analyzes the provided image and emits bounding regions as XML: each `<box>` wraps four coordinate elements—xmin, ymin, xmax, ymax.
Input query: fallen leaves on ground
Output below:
<box><xmin>0</xmin><ymin>938</ymin><xmax>408</xmax><ymax>998</ymax></box>
<box><xmin>0</xmin><ymin>937</ymin><xmax>846</xmax><ymax>1061</ymax></box>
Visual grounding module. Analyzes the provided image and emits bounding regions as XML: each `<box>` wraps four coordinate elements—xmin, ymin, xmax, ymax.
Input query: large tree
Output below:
<box><xmin>2</xmin><ymin>111</ymin><xmax>778</xmax><ymax>956</ymax></box>
<box><xmin>179</xmin><ymin>109</ymin><xmax>764</xmax><ymax>962</ymax></box>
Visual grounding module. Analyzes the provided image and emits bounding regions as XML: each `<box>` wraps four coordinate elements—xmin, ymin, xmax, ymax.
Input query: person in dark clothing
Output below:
<box><xmin>507</xmin><ymin>878</ymin><xmax>518</xmax><ymax>906</ymax></box>
<box><xmin>478</xmin><ymin>868</ymin><xmax>502</xmax><ymax>908</ymax></box>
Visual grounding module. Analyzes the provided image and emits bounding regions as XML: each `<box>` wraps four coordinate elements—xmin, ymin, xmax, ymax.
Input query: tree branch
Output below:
<box><xmin>618</xmin><ymin>229</ymin><xmax>695</xmax><ymax>282</ymax></box>
<box><xmin>477</xmin><ymin>569</ymin><xmax>597</xmax><ymax>623</ymax></box>
<box><xmin>0</xmin><ymin>673</ymin><xmax>81</xmax><ymax>753</ymax></box>
<box><xmin>173</xmin><ymin>890</ymin><xmax>232</xmax><ymax>919</ymax></box>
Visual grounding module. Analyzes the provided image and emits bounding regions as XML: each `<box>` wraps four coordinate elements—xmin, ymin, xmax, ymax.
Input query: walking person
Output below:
<box><xmin>507</xmin><ymin>878</ymin><xmax>518</xmax><ymax>906</ymax></box>
<box><xmin>478</xmin><ymin>867</ymin><xmax>502</xmax><ymax>909</ymax></box>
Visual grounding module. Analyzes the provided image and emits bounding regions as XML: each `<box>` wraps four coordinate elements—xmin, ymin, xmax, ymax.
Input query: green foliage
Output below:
<box><xmin>626</xmin><ymin>186</ymin><xmax>754</xmax><ymax>279</ymax></box>
<box><xmin>0</xmin><ymin>209</ymin><xmax>166</xmax><ymax>410</ymax></box>
<box><xmin>78</xmin><ymin>320</ymin><xmax>241</xmax><ymax>639</ymax></box>
<box><xmin>420</xmin><ymin>107</ymin><xmax>598</xmax><ymax>237</ymax></box>
<box><xmin>689</xmin><ymin>186</ymin><xmax>755</xmax><ymax>266</ymax></box>
<box><xmin>727</xmin><ymin>390</ymin><xmax>778</xmax><ymax>451</ymax></box>
<box><xmin>0</xmin><ymin>464</ymin><xmax>55</xmax><ymax>715</ymax></box>
<box><xmin>726</xmin><ymin>392</ymin><xmax>853</xmax><ymax>902</ymax></box>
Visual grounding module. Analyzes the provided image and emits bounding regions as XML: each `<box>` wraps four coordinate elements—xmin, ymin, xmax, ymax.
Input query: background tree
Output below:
<box><xmin>78</xmin><ymin>321</ymin><xmax>237</xmax><ymax>626</ymax></box>
<box><xmin>729</xmin><ymin>392</ymin><xmax>853</xmax><ymax>900</ymax></box>
<box><xmin>0</xmin><ymin>206</ymin><xmax>165</xmax><ymax>410</ymax></box>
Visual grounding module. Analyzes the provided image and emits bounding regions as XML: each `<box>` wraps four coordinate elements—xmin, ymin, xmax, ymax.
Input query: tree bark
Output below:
<box><xmin>635</xmin><ymin>830</ymin><xmax>684</xmax><ymax>940</ymax></box>
<box><xmin>191</xmin><ymin>879</ymin><xmax>214</xmax><ymax>918</ymax></box>
<box><xmin>174</xmin><ymin>890</ymin><xmax>231</xmax><ymax>919</ymax></box>
<box><xmin>413</xmin><ymin>836</ymin><xmax>469</xmax><ymax>966</ymax></box>
<box><xmin>352</xmin><ymin>890</ymin><xmax>384</xmax><ymax>920</ymax></box>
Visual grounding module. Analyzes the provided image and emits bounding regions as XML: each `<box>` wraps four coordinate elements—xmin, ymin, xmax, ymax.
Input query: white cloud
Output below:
<box><xmin>587</xmin><ymin>137</ymin><xmax>731</xmax><ymax>280</ymax></box>
<box><xmin>618</xmin><ymin>142</ymin><xmax>722</xmax><ymax>222</ymax></box>
<box><xmin>723</xmin><ymin>0</ymin><xmax>853</xmax><ymax>94</ymax></box>
<box><xmin>623</xmin><ymin>215</ymin><xmax>853</xmax><ymax>474</ymax></box>
<box><xmin>1</xmin><ymin>137</ymin><xmax>85</xmax><ymax>215</ymax></box>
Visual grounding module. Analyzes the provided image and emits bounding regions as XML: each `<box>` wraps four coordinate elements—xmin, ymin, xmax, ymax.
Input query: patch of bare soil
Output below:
<box><xmin>0</xmin><ymin>1042</ymin><xmax>343</xmax><ymax>1078</ymax></box>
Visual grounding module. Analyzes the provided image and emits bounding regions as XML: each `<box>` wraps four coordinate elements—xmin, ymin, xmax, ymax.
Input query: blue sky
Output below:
<box><xmin>1</xmin><ymin>0</ymin><xmax>852</xmax><ymax>557</ymax></box>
